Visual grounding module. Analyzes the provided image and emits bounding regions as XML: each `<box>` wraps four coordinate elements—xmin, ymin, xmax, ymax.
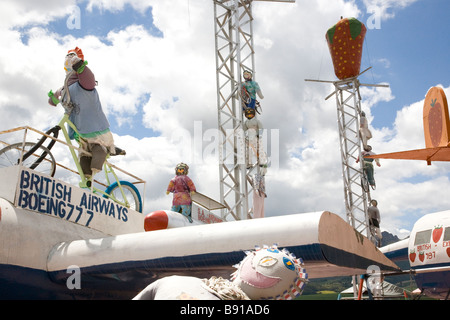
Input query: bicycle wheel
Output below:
<box><xmin>104</xmin><ymin>180</ymin><xmax>143</xmax><ymax>213</ymax></box>
<box><xmin>0</xmin><ymin>142</ymin><xmax>56</xmax><ymax>176</ymax></box>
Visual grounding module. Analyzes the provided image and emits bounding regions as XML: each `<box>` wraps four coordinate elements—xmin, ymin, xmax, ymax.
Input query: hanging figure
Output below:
<box><xmin>241</xmin><ymin>70</ymin><xmax>264</xmax><ymax>112</ymax></box>
<box><xmin>368</xmin><ymin>199</ymin><xmax>382</xmax><ymax>247</ymax></box>
<box><xmin>359</xmin><ymin>111</ymin><xmax>373</xmax><ymax>148</ymax></box>
<box><xmin>243</xmin><ymin>108</ymin><xmax>268</xmax><ymax>169</ymax></box>
<box><xmin>166</xmin><ymin>163</ymin><xmax>196</xmax><ymax>223</ymax></box>
<box><xmin>48</xmin><ymin>47</ymin><xmax>115</xmax><ymax>186</ymax></box>
<box><xmin>252</xmin><ymin>173</ymin><xmax>267</xmax><ymax>219</ymax></box>
<box><xmin>356</xmin><ymin>145</ymin><xmax>381</xmax><ymax>189</ymax></box>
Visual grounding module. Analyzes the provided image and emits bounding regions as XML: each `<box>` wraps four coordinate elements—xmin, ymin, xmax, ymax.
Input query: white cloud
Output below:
<box><xmin>363</xmin><ymin>0</ymin><xmax>419</xmax><ymax>20</ymax></box>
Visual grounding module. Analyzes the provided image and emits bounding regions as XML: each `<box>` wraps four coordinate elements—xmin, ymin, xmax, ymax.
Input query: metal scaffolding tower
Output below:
<box><xmin>213</xmin><ymin>0</ymin><xmax>295</xmax><ymax>221</ymax></box>
<box><xmin>306</xmin><ymin>69</ymin><xmax>388</xmax><ymax>241</ymax></box>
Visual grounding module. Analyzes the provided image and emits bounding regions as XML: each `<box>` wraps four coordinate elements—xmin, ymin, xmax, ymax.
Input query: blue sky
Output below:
<box><xmin>0</xmin><ymin>0</ymin><xmax>449</xmax><ymax>237</ymax></box>
<box><xmin>52</xmin><ymin>3</ymin><xmax>162</xmax><ymax>41</ymax></box>
<box><xmin>357</xmin><ymin>0</ymin><xmax>450</xmax><ymax>129</ymax></box>
<box><xmin>46</xmin><ymin>3</ymin><xmax>163</xmax><ymax>139</ymax></box>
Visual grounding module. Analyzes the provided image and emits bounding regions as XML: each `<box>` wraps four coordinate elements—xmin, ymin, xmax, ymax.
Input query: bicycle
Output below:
<box><xmin>0</xmin><ymin>71</ymin><xmax>143</xmax><ymax>213</ymax></box>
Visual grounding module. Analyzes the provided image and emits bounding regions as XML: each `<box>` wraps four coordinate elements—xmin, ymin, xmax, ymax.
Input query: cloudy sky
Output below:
<box><xmin>1</xmin><ymin>0</ymin><xmax>449</xmax><ymax>238</ymax></box>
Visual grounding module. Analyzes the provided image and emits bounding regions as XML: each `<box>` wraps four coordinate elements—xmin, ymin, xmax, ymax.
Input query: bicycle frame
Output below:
<box><xmin>0</xmin><ymin>122</ymin><xmax>144</xmax><ymax>213</ymax></box>
<box><xmin>55</xmin><ymin>112</ymin><xmax>137</xmax><ymax>209</ymax></box>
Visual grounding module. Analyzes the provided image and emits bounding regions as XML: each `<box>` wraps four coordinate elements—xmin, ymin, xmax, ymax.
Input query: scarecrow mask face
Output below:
<box><xmin>64</xmin><ymin>47</ymin><xmax>84</xmax><ymax>74</ymax></box>
<box><xmin>231</xmin><ymin>246</ymin><xmax>307</xmax><ymax>300</ymax></box>
<box><xmin>243</xmin><ymin>71</ymin><xmax>252</xmax><ymax>81</ymax></box>
<box><xmin>175</xmin><ymin>163</ymin><xmax>189</xmax><ymax>176</ymax></box>
<box><xmin>64</xmin><ymin>52</ymin><xmax>77</xmax><ymax>74</ymax></box>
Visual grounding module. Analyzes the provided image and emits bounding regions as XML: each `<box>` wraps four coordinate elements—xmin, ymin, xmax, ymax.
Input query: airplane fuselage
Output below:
<box><xmin>382</xmin><ymin>210</ymin><xmax>450</xmax><ymax>299</ymax></box>
<box><xmin>408</xmin><ymin>210</ymin><xmax>450</xmax><ymax>299</ymax></box>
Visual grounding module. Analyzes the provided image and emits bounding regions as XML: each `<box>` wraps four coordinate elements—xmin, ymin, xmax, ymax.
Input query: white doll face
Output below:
<box><xmin>64</xmin><ymin>52</ymin><xmax>77</xmax><ymax>74</ymax></box>
<box><xmin>232</xmin><ymin>247</ymin><xmax>307</xmax><ymax>300</ymax></box>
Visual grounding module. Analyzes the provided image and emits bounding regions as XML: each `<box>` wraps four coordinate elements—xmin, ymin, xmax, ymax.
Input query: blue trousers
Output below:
<box><xmin>171</xmin><ymin>205</ymin><xmax>192</xmax><ymax>222</ymax></box>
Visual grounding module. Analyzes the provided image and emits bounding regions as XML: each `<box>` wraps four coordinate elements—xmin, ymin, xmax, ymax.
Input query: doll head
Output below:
<box><xmin>64</xmin><ymin>47</ymin><xmax>84</xmax><ymax>74</ymax></box>
<box><xmin>244</xmin><ymin>108</ymin><xmax>255</xmax><ymax>120</ymax></box>
<box><xmin>231</xmin><ymin>245</ymin><xmax>307</xmax><ymax>300</ymax></box>
<box><xmin>243</xmin><ymin>70</ymin><xmax>252</xmax><ymax>81</ymax></box>
<box><xmin>175</xmin><ymin>162</ymin><xmax>189</xmax><ymax>176</ymax></box>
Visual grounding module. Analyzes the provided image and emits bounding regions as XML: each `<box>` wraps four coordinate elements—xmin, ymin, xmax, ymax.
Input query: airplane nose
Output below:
<box><xmin>144</xmin><ymin>210</ymin><xmax>169</xmax><ymax>231</ymax></box>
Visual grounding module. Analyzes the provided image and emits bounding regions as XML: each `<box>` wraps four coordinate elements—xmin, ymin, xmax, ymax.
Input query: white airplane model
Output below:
<box><xmin>2</xmin><ymin>85</ymin><xmax>450</xmax><ymax>299</ymax></box>
<box><xmin>381</xmin><ymin>210</ymin><xmax>450</xmax><ymax>299</ymax></box>
<box><xmin>0</xmin><ymin>165</ymin><xmax>399</xmax><ymax>299</ymax></box>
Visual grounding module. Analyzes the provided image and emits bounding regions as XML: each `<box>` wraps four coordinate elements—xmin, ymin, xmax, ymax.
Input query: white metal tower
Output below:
<box><xmin>306</xmin><ymin>70</ymin><xmax>388</xmax><ymax>241</ymax></box>
<box><xmin>213</xmin><ymin>0</ymin><xmax>295</xmax><ymax>221</ymax></box>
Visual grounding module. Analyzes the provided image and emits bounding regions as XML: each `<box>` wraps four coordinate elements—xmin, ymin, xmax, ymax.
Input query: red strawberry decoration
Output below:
<box><xmin>423</xmin><ymin>86</ymin><xmax>450</xmax><ymax>148</ymax></box>
<box><xmin>326</xmin><ymin>17</ymin><xmax>367</xmax><ymax>80</ymax></box>
<box><xmin>428</xmin><ymin>98</ymin><xmax>443</xmax><ymax>147</ymax></box>
<box><xmin>419</xmin><ymin>251</ymin><xmax>425</xmax><ymax>262</ymax></box>
<box><xmin>409</xmin><ymin>249</ymin><xmax>416</xmax><ymax>263</ymax></box>
<box><xmin>432</xmin><ymin>225</ymin><xmax>443</xmax><ymax>243</ymax></box>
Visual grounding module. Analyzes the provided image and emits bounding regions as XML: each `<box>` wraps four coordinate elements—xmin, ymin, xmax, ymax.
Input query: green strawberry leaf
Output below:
<box><xmin>348</xmin><ymin>17</ymin><xmax>363</xmax><ymax>39</ymax></box>
<box><xmin>326</xmin><ymin>17</ymin><xmax>364</xmax><ymax>44</ymax></box>
<box><xmin>431</xmin><ymin>98</ymin><xmax>436</xmax><ymax>107</ymax></box>
<box><xmin>326</xmin><ymin>25</ymin><xmax>337</xmax><ymax>44</ymax></box>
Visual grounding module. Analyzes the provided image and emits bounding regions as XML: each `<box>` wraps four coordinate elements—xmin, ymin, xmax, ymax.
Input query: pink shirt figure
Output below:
<box><xmin>167</xmin><ymin>175</ymin><xmax>196</xmax><ymax>206</ymax></box>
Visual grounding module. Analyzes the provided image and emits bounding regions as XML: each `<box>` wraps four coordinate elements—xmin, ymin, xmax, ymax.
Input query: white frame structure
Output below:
<box><xmin>306</xmin><ymin>70</ymin><xmax>389</xmax><ymax>241</ymax></box>
<box><xmin>213</xmin><ymin>0</ymin><xmax>295</xmax><ymax>221</ymax></box>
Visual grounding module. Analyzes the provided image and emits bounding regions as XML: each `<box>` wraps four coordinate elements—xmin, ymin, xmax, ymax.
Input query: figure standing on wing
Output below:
<box><xmin>166</xmin><ymin>163</ymin><xmax>196</xmax><ymax>223</ymax></box>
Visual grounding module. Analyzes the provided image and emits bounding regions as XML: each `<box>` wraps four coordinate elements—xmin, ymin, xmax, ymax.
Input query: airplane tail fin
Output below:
<box><xmin>423</xmin><ymin>86</ymin><xmax>450</xmax><ymax>148</ymax></box>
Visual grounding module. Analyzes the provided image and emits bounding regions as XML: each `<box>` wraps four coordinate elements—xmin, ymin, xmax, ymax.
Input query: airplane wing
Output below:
<box><xmin>45</xmin><ymin>211</ymin><xmax>400</xmax><ymax>299</ymax></box>
<box><xmin>367</xmin><ymin>86</ymin><xmax>450</xmax><ymax>165</ymax></box>
<box><xmin>0</xmin><ymin>166</ymin><xmax>400</xmax><ymax>299</ymax></box>
<box><xmin>366</xmin><ymin>146</ymin><xmax>450</xmax><ymax>164</ymax></box>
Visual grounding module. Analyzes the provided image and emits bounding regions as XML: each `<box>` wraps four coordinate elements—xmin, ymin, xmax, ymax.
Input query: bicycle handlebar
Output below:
<box><xmin>48</xmin><ymin>90</ymin><xmax>60</xmax><ymax>105</ymax></box>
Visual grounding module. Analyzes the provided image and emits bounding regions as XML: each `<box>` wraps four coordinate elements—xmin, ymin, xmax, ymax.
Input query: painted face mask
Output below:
<box><xmin>64</xmin><ymin>47</ymin><xmax>84</xmax><ymax>74</ymax></box>
<box><xmin>243</xmin><ymin>71</ymin><xmax>252</xmax><ymax>81</ymax></box>
<box><xmin>175</xmin><ymin>163</ymin><xmax>189</xmax><ymax>176</ymax></box>
<box><xmin>64</xmin><ymin>52</ymin><xmax>77</xmax><ymax>74</ymax></box>
<box><xmin>231</xmin><ymin>245</ymin><xmax>307</xmax><ymax>300</ymax></box>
